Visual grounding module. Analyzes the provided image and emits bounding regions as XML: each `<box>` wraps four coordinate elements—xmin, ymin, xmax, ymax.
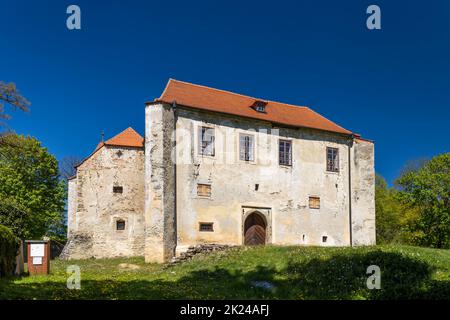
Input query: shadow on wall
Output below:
<box><xmin>1</xmin><ymin>250</ymin><xmax>449</xmax><ymax>299</ymax></box>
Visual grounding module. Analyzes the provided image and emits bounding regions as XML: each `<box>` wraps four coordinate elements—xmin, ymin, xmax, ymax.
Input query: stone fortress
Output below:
<box><xmin>64</xmin><ymin>79</ymin><xmax>375</xmax><ymax>263</ymax></box>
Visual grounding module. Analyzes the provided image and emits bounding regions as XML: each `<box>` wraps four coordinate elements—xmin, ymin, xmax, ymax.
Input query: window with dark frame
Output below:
<box><xmin>326</xmin><ymin>147</ymin><xmax>339</xmax><ymax>172</ymax></box>
<box><xmin>113</xmin><ymin>186</ymin><xmax>123</xmax><ymax>194</ymax></box>
<box><xmin>255</xmin><ymin>105</ymin><xmax>265</xmax><ymax>112</ymax></box>
<box><xmin>322</xmin><ymin>236</ymin><xmax>328</xmax><ymax>243</ymax></box>
<box><xmin>197</xmin><ymin>184</ymin><xmax>211</xmax><ymax>197</ymax></box>
<box><xmin>198</xmin><ymin>126</ymin><xmax>215</xmax><ymax>156</ymax></box>
<box><xmin>239</xmin><ymin>134</ymin><xmax>254</xmax><ymax>161</ymax></box>
<box><xmin>252</xmin><ymin>101</ymin><xmax>267</xmax><ymax>113</ymax></box>
<box><xmin>199</xmin><ymin>222</ymin><xmax>214</xmax><ymax>232</ymax></box>
<box><xmin>309</xmin><ymin>196</ymin><xmax>320</xmax><ymax>209</ymax></box>
<box><xmin>116</xmin><ymin>220</ymin><xmax>125</xmax><ymax>231</ymax></box>
<box><xmin>279</xmin><ymin>140</ymin><xmax>292</xmax><ymax>166</ymax></box>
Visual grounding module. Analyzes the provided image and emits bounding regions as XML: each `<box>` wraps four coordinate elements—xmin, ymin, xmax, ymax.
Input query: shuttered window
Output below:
<box><xmin>197</xmin><ymin>184</ymin><xmax>211</xmax><ymax>197</ymax></box>
<box><xmin>279</xmin><ymin>140</ymin><xmax>292</xmax><ymax>166</ymax></box>
<box><xmin>309</xmin><ymin>196</ymin><xmax>320</xmax><ymax>209</ymax></box>
<box><xmin>198</xmin><ymin>126</ymin><xmax>215</xmax><ymax>156</ymax></box>
<box><xmin>239</xmin><ymin>134</ymin><xmax>254</xmax><ymax>161</ymax></box>
<box><xmin>326</xmin><ymin>147</ymin><xmax>339</xmax><ymax>172</ymax></box>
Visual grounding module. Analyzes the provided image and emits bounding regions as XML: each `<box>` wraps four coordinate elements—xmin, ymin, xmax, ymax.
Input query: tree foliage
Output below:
<box><xmin>0</xmin><ymin>134</ymin><xmax>65</xmax><ymax>239</ymax></box>
<box><xmin>0</xmin><ymin>224</ymin><xmax>20</xmax><ymax>277</ymax></box>
<box><xmin>375</xmin><ymin>174</ymin><xmax>419</xmax><ymax>244</ymax></box>
<box><xmin>0</xmin><ymin>198</ymin><xmax>31</xmax><ymax>239</ymax></box>
<box><xmin>396</xmin><ymin>153</ymin><xmax>450</xmax><ymax>248</ymax></box>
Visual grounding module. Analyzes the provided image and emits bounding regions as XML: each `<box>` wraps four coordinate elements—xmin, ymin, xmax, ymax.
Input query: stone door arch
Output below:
<box><xmin>242</xmin><ymin>207</ymin><xmax>272</xmax><ymax>245</ymax></box>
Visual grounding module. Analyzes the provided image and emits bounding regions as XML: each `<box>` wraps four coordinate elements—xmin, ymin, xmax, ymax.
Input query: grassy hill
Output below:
<box><xmin>1</xmin><ymin>245</ymin><xmax>449</xmax><ymax>299</ymax></box>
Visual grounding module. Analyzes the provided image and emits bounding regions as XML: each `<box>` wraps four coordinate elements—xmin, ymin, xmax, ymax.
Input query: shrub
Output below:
<box><xmin>0</xmin><ymin>224</ymin><xmax>20</xmax><ymax>277</ymax></box>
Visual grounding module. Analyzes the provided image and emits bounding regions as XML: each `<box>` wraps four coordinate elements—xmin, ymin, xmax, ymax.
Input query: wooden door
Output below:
<box><xmin>244</xmin><ymin>213</ymin><xmax>266</xmax><ymax>245</ymax></box>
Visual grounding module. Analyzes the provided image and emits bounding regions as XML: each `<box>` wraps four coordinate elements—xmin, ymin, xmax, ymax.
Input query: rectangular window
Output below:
<box><xmin>279</xmin><ymin>140</ymin><xmax>292</xmax><ymax>166</ymax></box>
<box><xmin>199</xmin><ymin>222</ymin><xmax>214</xmax><ymax>232</ymax></box>
<box><xmin>113</xmin><ymin>186</ymin><xmax>123</xmax><ymax>194</ymax></box>
<box><xmin>309</xmin><ymin>196</ymin><xmax>320</xmax><ymax>209</ymax></box>
<box><xmin>326</xmin><ymin>147</ymin><xmax>339</xmax><ymax>172</ymax></box>
<box><xmin>198</xmin><ymin>126</ymin><xmax>215</xmax><ymax>156</ymax></box>
<box><xmin>116</xmin><ymin>220</ymin><xmax>125</xmax><ymax>231</ymax></box>
<box><xmin>239</xmin><ymin>134</ymin><xmax>254</xmax><ymax>161</ymax></box>
<box><xmin>197</xmin><ymin>184</ymin><xmax>211</xmax><ymax>197</ymax></box>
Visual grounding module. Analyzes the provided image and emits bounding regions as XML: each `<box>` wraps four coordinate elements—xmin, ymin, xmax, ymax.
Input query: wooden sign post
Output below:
<box><xmin>26</xmin><ymin>240</ymin><xmax>50</xmax><ymax>275</ymax></box>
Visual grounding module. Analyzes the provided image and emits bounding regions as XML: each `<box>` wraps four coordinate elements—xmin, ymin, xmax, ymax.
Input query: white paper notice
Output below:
<box><xmin>30</xmin><ymin>244</ymin><xmax>45</xmax><ymax>257</ymax></box>
<box><xmin>32</xmin><ymin>256</ymin><xmax>43</xmax><ymax>265</ymax></box>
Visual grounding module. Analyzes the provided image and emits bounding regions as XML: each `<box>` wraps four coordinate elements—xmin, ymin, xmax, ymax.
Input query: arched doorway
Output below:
<box><xmin>244</xmin><ymin>212</ymin><xmax>266</xmax><ymax>245</ymax></box>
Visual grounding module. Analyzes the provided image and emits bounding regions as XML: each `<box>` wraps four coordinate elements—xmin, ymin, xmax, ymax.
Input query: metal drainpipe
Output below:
<box><xmin>348</xmin><ymin>134</ymin><xmax>354</xmax><ymax>247</ymax></box>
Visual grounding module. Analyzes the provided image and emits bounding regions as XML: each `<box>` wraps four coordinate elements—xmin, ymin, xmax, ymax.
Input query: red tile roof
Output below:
<box><xmin>75</xmin><ymin>127</ymin><xmax>143</xmax><ymax>169</ymax></box>
<box><xmin>104</xmin><ymin>127</ymin><xmax>144</xmax><ymax>148</ymax></box>
<box><xmin>153</xmin><ymin>79</ymin><xmax>352</xmax><ymax>135</ymax></box>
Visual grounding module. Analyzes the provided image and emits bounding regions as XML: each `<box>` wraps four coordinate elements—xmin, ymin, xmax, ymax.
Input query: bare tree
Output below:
<box><xmin>0</xmin><ymin>81</ymin><xmax>30</xmax><ymax>124</ymax></box>
<box><xmin>0</xmin><ymin>81</ymin><xmax>30</xmax><ymax>149</ymax></box>
<box><xmin>59</xmin><ymin>156</ymin><xmax>82</xmax><ymax>180</ymax></box>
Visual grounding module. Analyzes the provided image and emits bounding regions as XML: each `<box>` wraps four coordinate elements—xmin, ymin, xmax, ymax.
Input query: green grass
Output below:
<box><xmin>1</xmin><ymin>245</ymin><xmax>449</xmax><ymax>299</ymax></box>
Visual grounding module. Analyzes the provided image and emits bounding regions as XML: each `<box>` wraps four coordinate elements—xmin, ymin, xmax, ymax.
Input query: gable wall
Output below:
<box><xmin>65</xmin><ymin>146</ymin><xmax>145</xmax><ymax>259</ymax></box>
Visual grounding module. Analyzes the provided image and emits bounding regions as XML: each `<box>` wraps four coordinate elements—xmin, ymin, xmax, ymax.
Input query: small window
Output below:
<box><xmin>326</xmin><ymin>147</ymin><xmax>339</xmax><ymax>172</ymax></box>
<box><xmin>239</xmin><ymin>134</ymin><xmax>254</xmax><ymax>161</ymax></box>
<box><xmin>113</xmin><ymin>186</ymin><xmax>123</xmax><ymax>194</ymax></box>
<box><xmin>255</xmin><ymin>184</ymin><xmax>259</xmax><ymax>191</ymax></box>
<box><xmin>322</xmin><ymin>236</ymin><xmax>328</xmax><ymax>243</ymax></box>
<box><xmin>199</xmin><ymin>222</ymin><xmax>214</xmax><ymax>232</ymax></box>
<box><xmin>197</xmin><ymin>184</ymin><xmax>211</xmax><ymax>197</ymax></box>
<box><xmin>252</xmin><ymin>101</ymin><xmax>267</xmax><ymax>113</ymax></box>
<box><xmin>116</xmin><ymin>220</ymin><xmax>125</xmax><ymax>231</ymax></box>
<box><xmin>198</xmin><ymin>126</ymin><xmax>215</xmax><ymax>156</ymax></box>
<box><xmin>309</xmin><ymin>196</ymin><xmax>320</xmax><ymax>209</ymax></box>
<box><xmin>279</xmin><ymin>140</ymin><xmax>292</xmax><ymax>166</ymax></box>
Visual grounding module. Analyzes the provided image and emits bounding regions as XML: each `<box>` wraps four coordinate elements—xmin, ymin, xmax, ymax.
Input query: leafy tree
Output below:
<box><xmin>396</xmin><ymin>153</ymin><xmax>450</xmax><ymax>248</ymax></box>
<box><xmin>376</xmin><ymin>174</ymin><xmax>401</xmax><ymax>244</ymax></box>
<box><xmin>0</xmin><ymin>198</ymin><xmax>31</xmax><ymax>239</ymax></box>
<box><xmin>0</xmin><ymin>133</ymin><xmax>65</xmax><ymax>239</ymax></box>
<box><xmin>375</xmin><ymin>174</ymin><xmax>419</xmax><ymax>244</ymax></box>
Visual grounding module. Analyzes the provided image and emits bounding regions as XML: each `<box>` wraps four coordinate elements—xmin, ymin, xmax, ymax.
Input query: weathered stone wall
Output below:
<box><xmin>67</xmin><ymin>103</ymin><xmax>374</xmax><ymax>261</ymax></box>
<box><xmin>67</xmin><ymin>178</ymin><xmax>77</xmax><ymax>238</ymax></box>
<box><xmin>64</xmin><ymin>145</ymin><xmax>145</xmax><ymax>259</ymax></box>
<box><xmin>169</xmin><ymin>106</ymin><xmax>371</xmax><ymax>251</ymax></box>
<box><xmin>144</xmin><ymin>103</ymin><xmax>176</xmax><ymax>263</ymax></box>
<box><xmin>350</xmin><ymin>138</ymin><xmax>376</xmax><ymax>245</ymax></box>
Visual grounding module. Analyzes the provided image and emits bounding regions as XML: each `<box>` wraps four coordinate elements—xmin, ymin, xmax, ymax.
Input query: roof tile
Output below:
<box><xmin>104</xmin><ymin>127</ymin><xmax>144</xmax><ymax>148</ymax></box>
<box><xmin>154</xmin><ymin>79</ymin><xmax>352</xmax><ymax>135</ymax></box>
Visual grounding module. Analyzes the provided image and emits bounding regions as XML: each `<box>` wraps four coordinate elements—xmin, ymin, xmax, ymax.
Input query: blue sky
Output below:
<box><xmin>1</xmin><ymin>0</ymin><xmax>449</xmax><ymax>184</ymax></box>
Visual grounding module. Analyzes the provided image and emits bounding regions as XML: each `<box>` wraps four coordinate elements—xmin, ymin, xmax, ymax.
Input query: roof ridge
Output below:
<box><xmin>167</xmin><ymin>79</ymin><xmax>308</xmax><ymax>110</ymax></box>
<box><xmin>155</xmin><ymin>79</ymin><xmax>353</xmax><ymax>136</ymax></box>
<box><xmin>305</xmin><ymin>108</ymin><xmax>350</xmax><ymax>133</ymax></box>
<box><xmin>157</xmin><ymin>79</ymin><xmax>173</xmax><ymax>101</ymax></box>
<box><xmin>105</xmin><ymin>127</ymin><xmax>143</xmax><ymax>144</ymax></box>
<box><xmin>169</xmin><ymin>79</ymin><xmax>262</xmax><ymax>101</ymax></box>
